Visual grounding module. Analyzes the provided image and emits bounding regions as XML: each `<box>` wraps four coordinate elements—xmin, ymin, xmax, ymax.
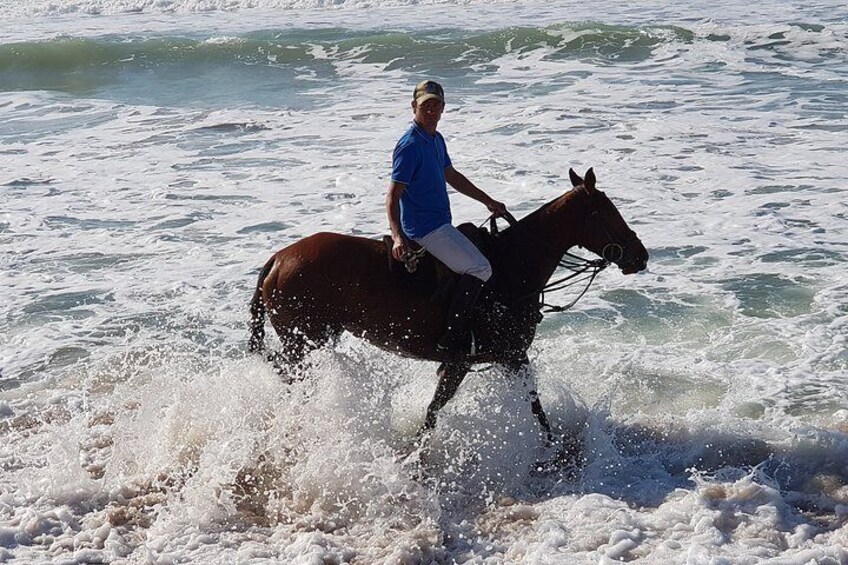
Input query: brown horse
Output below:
<box><xmin>249</xmin><ymin>168</ymin><xmax>648</xmax><ymax>442</ymax></box>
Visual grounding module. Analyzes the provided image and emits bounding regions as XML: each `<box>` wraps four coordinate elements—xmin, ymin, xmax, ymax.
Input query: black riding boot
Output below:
<box><xmin>436</xmin><ymin>274</ymin><xmax>485</xmax><ymax>355</ymax></box>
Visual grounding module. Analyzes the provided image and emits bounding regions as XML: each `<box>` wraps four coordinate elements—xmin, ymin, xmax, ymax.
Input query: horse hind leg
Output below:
<box><xmin>270</xmin><ymin>322</ymin><xmax>340</xmax><ymax>384</ymax></box>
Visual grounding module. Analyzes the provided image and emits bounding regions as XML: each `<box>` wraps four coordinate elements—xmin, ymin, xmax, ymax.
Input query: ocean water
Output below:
<box><xmin>2</xmin><ymin>0</ymin><xmax>847</xmax><ymax>563</ymax></box>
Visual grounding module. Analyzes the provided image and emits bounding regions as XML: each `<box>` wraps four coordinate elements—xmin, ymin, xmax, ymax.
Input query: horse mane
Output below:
<box><xmin>504</xmin><ymin>186</ymin><xmax>583</xmax><ymax>234</ymax></box>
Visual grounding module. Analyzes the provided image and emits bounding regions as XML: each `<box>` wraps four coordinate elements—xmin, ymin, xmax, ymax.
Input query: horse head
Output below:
<box><xmin>568</xmin><ymin>167</ymin><xmax>648</xmax><ymax>275</ymax></box>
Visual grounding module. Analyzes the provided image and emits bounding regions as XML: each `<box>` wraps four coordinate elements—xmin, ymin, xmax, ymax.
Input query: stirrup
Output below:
<box><xmin>436</xmin><ymin>329</ymin><xmax>477</xmax><ymax>356</ymax></box>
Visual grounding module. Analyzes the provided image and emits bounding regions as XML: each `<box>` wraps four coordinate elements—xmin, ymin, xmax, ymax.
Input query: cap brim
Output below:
<box><xmin>415</xmin><ymin>93</ymin><xmax>444</xmax><ymax>105</ymax></box>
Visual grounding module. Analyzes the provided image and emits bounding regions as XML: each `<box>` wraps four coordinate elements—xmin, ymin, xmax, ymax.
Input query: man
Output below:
<box><xmin>386</xmin><ymin>80</ymin><xmax>507</xmax><ymax>355</ymax></box>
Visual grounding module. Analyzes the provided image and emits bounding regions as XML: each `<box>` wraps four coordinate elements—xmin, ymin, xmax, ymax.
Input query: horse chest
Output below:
<box><xmin>476</xmin><ymin>298</ymin><xmax>541</xmax><ymax>355</ymax></box>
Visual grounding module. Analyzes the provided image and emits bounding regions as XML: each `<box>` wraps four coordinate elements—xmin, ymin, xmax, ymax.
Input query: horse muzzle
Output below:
<box><xmin>609</xmin><ymin>238</ymin><xmax>648</xmax><ymax>275</ymax></box>
<box><xmin>620</xmin><ymin>259</ymin><xmax>647</xmax><ymax>275</ymax></box>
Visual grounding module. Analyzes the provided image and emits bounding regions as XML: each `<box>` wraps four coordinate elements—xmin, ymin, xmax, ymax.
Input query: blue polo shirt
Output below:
<box><xmin>391</xmin><ymin>122</ymin><xmax>453</xmax><ymax>239</ymax></box>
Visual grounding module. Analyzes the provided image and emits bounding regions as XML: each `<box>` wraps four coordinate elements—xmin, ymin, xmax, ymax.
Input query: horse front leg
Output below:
<box><xmin>505</xmin><ymin>354</ymin><xmax>553</xmax><ymax>444</ymax></box>
<box><xmin>418</xmin><ymin>361</ymin><xmax>471</xmax><ymax>436</ymax></box>
<box><xmin>506</xmin><ymin>355</ymin><xmax>585</xmax><ymax>474</ymax></box>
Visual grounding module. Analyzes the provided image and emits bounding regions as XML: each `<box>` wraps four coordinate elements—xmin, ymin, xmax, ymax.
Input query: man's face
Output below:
<box><xmin>412</xmin><ymin>98</ymin><xmax>444</xmax><ymax>130</ymax></box>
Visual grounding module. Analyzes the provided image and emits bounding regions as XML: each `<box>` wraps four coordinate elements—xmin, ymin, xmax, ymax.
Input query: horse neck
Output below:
<box><xmin>499</xmin><ymin>191</ymin><xmax>584</xmax><ymax>295</ymax></box>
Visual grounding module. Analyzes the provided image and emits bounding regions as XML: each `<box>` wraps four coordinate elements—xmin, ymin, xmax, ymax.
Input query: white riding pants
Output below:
<box><xmin>414</xmin><ymin>223</ymin><xmax>492</xmax><ymax>282</ymax></box>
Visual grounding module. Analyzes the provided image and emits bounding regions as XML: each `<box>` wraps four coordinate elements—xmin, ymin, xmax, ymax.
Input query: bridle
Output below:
<box><xmin>589</xmin><ymin>191</ymin><xmax>640</xmax><ymax>265</ymax></box>
<box><xmin>487</xmin><ymin>188</ymin><xmax>633</xmax><ymax>315</ymax></box>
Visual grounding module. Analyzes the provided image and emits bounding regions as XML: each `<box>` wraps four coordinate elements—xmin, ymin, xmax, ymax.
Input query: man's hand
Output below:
<box><xmin>391</xmin><ymin>234</ymin><xmax>413</xmax><ymax>261</ymax></box>
<box><xmin>486</xmin><ymin>198</ymin><xmax>508</xmax><ymax>217</ymax></box>
<box><xmin>445</xmin><ymin>167</ymin><xmax>508</xmax><ymax>217</ymax></box>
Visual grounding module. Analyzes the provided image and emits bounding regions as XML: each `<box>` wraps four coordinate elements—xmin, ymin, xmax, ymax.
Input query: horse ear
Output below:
<box><xmin>569</xmin><ymin>168</ymin><xmax>583</xmax><ymax>187</ymax></box>
<box><xmin>584</xmin><ymin>167</ymin><xmax>596</xmax><ymax>192</ymax></box>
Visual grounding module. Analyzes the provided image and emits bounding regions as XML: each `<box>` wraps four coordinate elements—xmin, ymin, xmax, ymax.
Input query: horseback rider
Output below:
<box><xmin>386</xmin><ymin>80</ymin><xmax>507</xmax><ymax>355</ymax></box>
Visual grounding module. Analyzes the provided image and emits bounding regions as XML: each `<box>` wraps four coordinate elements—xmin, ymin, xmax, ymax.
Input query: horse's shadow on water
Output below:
<box><xmin>507</xmin><ymin>416</ymin><xmax>848</xmax><ymax>515</ymax></box>
<box><xmin>355</xmin><ymin>414</ymin><xmax>848</xmax><ymax>561</ymax></box>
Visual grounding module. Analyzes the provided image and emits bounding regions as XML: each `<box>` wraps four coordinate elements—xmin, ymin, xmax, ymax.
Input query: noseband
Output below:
<box><xmin>602</xmin><ymin>242</ymin><xmax>625</xmax><ymax>263</ymax></box>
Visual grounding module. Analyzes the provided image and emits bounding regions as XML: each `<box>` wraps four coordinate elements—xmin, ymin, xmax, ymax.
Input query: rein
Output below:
<box><xmin>485</xmin><ymin>211</ymin><xmax>609</xmax><ymax>315</ymax></box>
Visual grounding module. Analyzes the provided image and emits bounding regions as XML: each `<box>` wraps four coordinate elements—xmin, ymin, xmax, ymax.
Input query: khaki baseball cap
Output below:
<box><xmin>413</xmin><ymin>80</ymin><xmax>445</xmax><ymax>105</ymax></box>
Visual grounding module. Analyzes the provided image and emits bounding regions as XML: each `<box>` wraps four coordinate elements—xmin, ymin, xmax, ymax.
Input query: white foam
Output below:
<box><xmin>2</xmin><ymin>0</ymin><xmax>848</xmax><ymax>562</ymax></box>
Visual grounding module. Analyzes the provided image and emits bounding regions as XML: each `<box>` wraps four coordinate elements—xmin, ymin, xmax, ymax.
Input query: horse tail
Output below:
<box><xmin>248</xmin><ymin>256</ymin><xmax>276</xmax><ymax>354</ymax></box>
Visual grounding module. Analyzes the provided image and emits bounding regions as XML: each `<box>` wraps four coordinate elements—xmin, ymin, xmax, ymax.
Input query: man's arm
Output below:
<box><xmin>444</xmin><ymin>167</ymin><xmax>507</xmax><ymax>216</ymax></box>
<box><xmin>386</xmin><ymin>180</ymin><xmax>412</xmax><ymax>260</ymax></box>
